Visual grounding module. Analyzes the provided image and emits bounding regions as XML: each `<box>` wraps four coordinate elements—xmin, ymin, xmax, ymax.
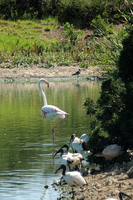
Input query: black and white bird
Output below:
<box><xmin>70</xmin><ymin>134</ymin><xmax>89</xmax><ymax>153</ymax></box>
<box><xmin>54</xmin><ymin>148</ymin><xmax>83</xmax><ymax>171</ymax></box>
<box><xmin>95</xmin><ymin>144</ymin><xmax>123</xmax><ymax>160</ymax></box>
<box><xmin>54</xmin><ymin>148</ymin><xmax>73</xmax><ymax>168</ymax></box>
<box><xmin>55</xmin><ymin>164</ymin><xmax>87</xmax><ymax>199</ymax></box>
<box><xmin>70</xmin><ymin>134</ymin><xmax>90</xmax><ymax>162</ymax></box>
<box><xmin>72</xmin><ymin>69</ymin><xmax>80</xmax><ymax>76</ymax></box>
<box><xmin>60</xmin><ymin>144</ymin><xmax>84</xmax><ymax>170</ymax></box>
<box><xmin>80</xmin><ymin>134</ymin><xmax>89</xmax><ymax>142</ymax></box>
<box><xmin>106</xmin><ymin>192</ymin><xmax>131</xmax><ymax>200</ymax></box>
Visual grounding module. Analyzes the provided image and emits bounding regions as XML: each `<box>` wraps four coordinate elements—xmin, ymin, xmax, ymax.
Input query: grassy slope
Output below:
<box><xmin>0</xmin><ymin>17</ymin><xmax>127</xmax><ymax>72</ymax></box>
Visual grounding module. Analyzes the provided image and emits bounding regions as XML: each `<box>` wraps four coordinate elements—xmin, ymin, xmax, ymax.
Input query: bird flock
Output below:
<box><xmin>38</xmin><ymin>78</ymin><xmax>130</xmax><ymax>200</ymax></box>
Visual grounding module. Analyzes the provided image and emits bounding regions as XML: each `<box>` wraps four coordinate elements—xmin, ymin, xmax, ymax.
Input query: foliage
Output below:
<box><xmin>0</xmin><ymin>15</ymin><xmax>131</xmax><ymax>71</ymax></box>
<box><xmin>84</xmin><ymin>26</ymin><xmax>133</xmax><ymax>164</ymax></box>
<box><xmin>91</xmin><ymin>15</ymin><xmax>113</xmax><ymax>36</ymax></box>
<box><xmin>62</xmin><ymin>22</ymin><xmax>83</xmax><ymax>45</ymax></box>
<box><xmin>89</xmin><ymin>19</ymin><xmax>129</xmax><ymax>74</ymax></box>
<box><xmin>0</xmin><ymin>0</ymin><xmax>132</xmax><ymax>25</ymax></box>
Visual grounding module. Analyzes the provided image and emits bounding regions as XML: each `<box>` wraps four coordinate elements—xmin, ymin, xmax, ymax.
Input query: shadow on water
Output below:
<box><xmin>0</xmin><ymin>80</ymin><xmax>101</xmax><ymax>200</ymax></box>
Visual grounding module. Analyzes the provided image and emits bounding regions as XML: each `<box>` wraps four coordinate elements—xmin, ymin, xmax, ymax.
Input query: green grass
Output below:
<box><xmin>0</xmin><ymin>17</ymin><xmax>129</xmax><ymax>72</ymax></box>
<box><xmin>0</xmin><ymin>18</ymin><xmax>58</xmax><ymax>54</ymax></box>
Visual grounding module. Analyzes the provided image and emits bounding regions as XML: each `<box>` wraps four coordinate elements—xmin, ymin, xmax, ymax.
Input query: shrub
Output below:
<box><xmin>84</xmin><ymin>25</ymin><xmax>133</xmax><ymax>165</ymax></box>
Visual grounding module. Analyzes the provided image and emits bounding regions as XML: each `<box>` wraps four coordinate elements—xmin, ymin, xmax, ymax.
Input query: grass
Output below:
<box><xmin>0</xmin><ymin>18</ymin><xmax>58</xmax><ymax>54</ymax></box>
<box><xmin>0</xmin><ymin>17</ymin><xmax>128</xmax><ymax>72</ymax></box>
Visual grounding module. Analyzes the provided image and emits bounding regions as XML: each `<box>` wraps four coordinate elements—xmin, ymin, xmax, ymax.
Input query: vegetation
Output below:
<box><xmin>0</xmin><ymin>0</ymin><xmax>133</xmax><ymax>167</ymax></box>
<box><xmin>0</xmin><ymin>16</ymin><xmax>131</xmax><ymax>70</ymax></box>
<box><xmin>84</xmin><ymin>25</ymin><xmax>133</xmax><ymax>165</ymax></box>
<box><xmin>0</xmin><ymin>0</ymin><xmax>132</xmax><ymax>70</ymax></box>
<box><xmin>0</xmin><ymin>0</ymin><xmax>132</xmax><ymax>25</ymax></box>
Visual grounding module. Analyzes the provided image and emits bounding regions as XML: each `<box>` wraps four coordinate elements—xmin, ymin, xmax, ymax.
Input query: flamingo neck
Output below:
<box><xmin>38</xmin><ymin>79</ymin><xmax>49</xmax><ymax>106</ymax></box>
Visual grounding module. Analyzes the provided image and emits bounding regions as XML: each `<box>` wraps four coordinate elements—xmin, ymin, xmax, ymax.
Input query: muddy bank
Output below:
<box><xmin>52</xmin><ymin>159</ymin><xmax>133</xmax><ymax>200</ymax></box>
<box><xmin>0</xmin><ymin>65</ymin><xmax>106</xmax><ymax>82</ymax></box>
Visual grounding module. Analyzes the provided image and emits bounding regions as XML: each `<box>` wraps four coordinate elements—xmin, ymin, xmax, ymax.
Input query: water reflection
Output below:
<box><xmin>0</xmin><ymin>80</ymin><xmax>101</xmax><ymax>200</ymax></box>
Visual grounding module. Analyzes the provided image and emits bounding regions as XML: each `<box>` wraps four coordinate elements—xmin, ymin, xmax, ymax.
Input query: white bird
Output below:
<box><xmin>95</xmin><ymin>144</ymin><xmax>123</xmax><ymax>160</ymax></box>
<box><xmin>54</xmin><ymin>148</ymin><xmax>83</xmax><ymax>171</ymax></box>
<box><xmin>70</xmin><ymin>134</ymin><xmax>89</xmax><ymax>153</ymax></box>
<box><xmin>54</xmin><ymin>148</ymin><xmax>73</xmax><ymax>170</ymax></box>
<box><xmin>70</xmin><ymin>134</ymin><xmax>90</xmax><ymax>161</ymax></box>
<box><xmin>72</xmin><ymin>69</ymin><xmax>80</xmax><ymax>77</ymax></box>
<box><xmin>80</xmin><ymin>134</ymin><xmax>89</xmax><ymax>142</ymax></box>
<box><xmin>55</xmin><ymin>164</ymin><xmax>87</xmax><ymax>199</ymax></box>
<box><xmin>61</xmin><ymin>144</ymin><xmax>84</xmax><ymax>170</ymax></box>
<box><xmin>38</xmin><ymin>78</ymin><xmax>69</xmax><ymax>144</ymax></box>
<box><xmin>61</xmin><ymin>144</ymin><xmax>82</xmax><ymax>157</ymax></box>
<box><xmin>106</xmin><ymin>192</ymin><xmax>131</xmax><ymax>200</ymax></box>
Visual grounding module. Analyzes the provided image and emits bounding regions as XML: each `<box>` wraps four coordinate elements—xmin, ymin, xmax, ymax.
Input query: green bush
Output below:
<box><xmin>62</xmin><ymin>22</ymin><xmax>83</xmax><ymax>45</ymax></box>
<box><xmin>0</xmin><ymin>0</ymin><xmax>132</xmax><ymax>25</ymax></box>
<box><xmin>84</xmin><ymin>26</ymin><xmax>133</xmax><ymax>165</ymax></box>
<box><xmin>91</xmin><ymin>15</ymin><xmax>113</xmax><ymax>36</ymax></box>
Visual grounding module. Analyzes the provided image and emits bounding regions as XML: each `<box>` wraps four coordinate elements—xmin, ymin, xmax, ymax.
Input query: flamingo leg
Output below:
<box><xmin>52</xmin><ymin>114</ymin><xmax>69</xmax><ymax>133</ymax></box>
<box><xmin>52</xmin><ymin>121</ymin><xmax>55</xmax><ymax>145</ymax></box>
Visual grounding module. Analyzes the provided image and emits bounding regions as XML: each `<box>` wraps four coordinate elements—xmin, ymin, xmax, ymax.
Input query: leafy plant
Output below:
<box><xmin>84</xmin><ymin>25</ymin><xmax>133</xmax><ymax>165</ymax></box>
<box><xmin>91</xmin><ymin>15</ymin><xmax>113</xmax><ymax>36</ymax></box>
<box><xmin>62</xmin><ymin>22</ymin><xmax>83</xmax><ymax>45</ymax></box>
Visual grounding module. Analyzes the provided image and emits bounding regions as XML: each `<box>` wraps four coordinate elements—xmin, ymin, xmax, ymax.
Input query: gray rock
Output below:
<box><xmin>127</xmin><ymin>165</ymin><xmax>133</xmax><ymax>178</ymax></box>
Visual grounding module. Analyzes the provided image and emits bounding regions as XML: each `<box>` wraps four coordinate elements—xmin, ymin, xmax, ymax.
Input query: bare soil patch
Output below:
<box><xmin>53</xmin><ymin>159</ymin><xmax>133</xmax><ymax>200</ymax></box>
<box><xmin>0</xmin><ymin>65</ymin><xmax>105</xmax><ymax>80</ymax></box>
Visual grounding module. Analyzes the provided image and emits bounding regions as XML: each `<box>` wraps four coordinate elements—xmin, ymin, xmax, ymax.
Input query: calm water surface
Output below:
<box><xmin>0</xmin><ymin>80</ymin><xmax>101</xmax><ymax>200</ymax></box>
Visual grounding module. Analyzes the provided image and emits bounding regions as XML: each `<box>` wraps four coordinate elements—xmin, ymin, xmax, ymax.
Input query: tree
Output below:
<box><xmin>84</xmin><ymin>27</ymin><xmax>133</xmax><ymax>165</ymax></box>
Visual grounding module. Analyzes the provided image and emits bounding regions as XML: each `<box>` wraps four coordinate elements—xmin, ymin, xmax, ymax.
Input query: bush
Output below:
<box><xmin>84</xmin><ymin>26</ymin><xmax>133</xmax><ymax>165</ymax></box>
<box><xmin>0</xmin><ymin>0</ymin><xmax>132</xmax><ymax>25</ymax></box>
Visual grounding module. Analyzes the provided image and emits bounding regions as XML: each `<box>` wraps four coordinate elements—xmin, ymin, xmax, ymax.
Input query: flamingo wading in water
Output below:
<box><xmin>38</xmin><ymin>78</ymin><xmax>69</xmax><ymax>144</ymax></box>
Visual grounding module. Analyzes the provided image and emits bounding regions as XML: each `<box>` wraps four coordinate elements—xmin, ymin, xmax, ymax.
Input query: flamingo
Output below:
<box><xmin>38</xmin><ymin>78</ymin><xmax>69</xmax><ymax>144</ymax></box>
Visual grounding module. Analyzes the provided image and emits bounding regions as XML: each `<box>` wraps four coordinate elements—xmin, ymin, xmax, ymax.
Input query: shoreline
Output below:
<box><xmin>1</xmin><ymin>65</ymin><xmax>133</xmax><ymax>199</ymax></box>
<box><xmin>52</xmin><ymin>159</ymin><xmax>133</xmax><ymax>200</ymax></box>
<box><xmin>0</xmin><ymin>65</ymin><xmax>106</xmax><ymax>82</ymax></box>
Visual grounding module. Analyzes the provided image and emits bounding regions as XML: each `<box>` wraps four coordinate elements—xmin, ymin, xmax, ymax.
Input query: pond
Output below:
<box><xmin>0</xmin><ymin>79</ymin><xmax>101</xmax><ymax>200</ymax></box>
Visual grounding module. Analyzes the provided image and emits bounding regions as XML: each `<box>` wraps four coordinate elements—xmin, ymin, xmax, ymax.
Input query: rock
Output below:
<box><xmin>127</xmin><ymin>165</ymin><xmax>133</xmax><ymax>178</ymax></box>
<box><xmin>127</xmin><ymin>159</ymin><xmax>133</xmax><ymax>169</ymax></box>
<box><xmin>44</xmin><ymin>185</ymin><xmax>49</xmax><ymax>189</ymax></box>
<box><xmin>105</xmin><ymin>178</ymin><xmax>113</xmax><ymax>186</ymax></box>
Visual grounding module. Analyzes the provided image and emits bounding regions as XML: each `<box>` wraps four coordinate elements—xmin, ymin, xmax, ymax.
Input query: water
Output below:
<box><xmin>0</xmin><ymin>80</ymin><xmax>101</xmax><ymax>200</ymax></box>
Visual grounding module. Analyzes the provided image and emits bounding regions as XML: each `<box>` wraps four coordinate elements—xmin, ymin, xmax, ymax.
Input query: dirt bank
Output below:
<box><xmin>52</xmin><ymin>159</ymin><xmax>133</xmax><ymax>200</ymax></box>
<box><xmin>0</xmin><ymin>65</ymin><xmax>105</xmax><ymax>81</ymax></box>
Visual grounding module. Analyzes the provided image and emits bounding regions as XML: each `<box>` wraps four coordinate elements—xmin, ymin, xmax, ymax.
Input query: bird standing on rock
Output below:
<box><xmin>55</xmin><ymin>164</ymin><xmax>87</xmax><ymax>200</ymax></box>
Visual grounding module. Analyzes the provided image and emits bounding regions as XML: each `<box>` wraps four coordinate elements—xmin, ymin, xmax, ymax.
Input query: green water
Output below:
<box><xmin>0</xmin><ymin>80</ymin><xmax>101</xmax><ymax>200</ymax></box>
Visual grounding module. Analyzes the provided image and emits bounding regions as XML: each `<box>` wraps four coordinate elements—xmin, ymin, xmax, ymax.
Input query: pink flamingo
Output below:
<box><xmin>38</xmin><ymin>78</ymin><xmax>69</xmax><ymax>144</ymax></box>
